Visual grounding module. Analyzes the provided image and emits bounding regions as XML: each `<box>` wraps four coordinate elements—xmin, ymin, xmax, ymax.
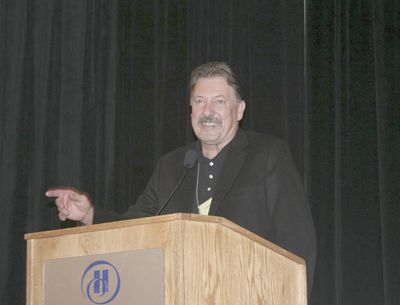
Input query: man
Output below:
<box><xmin>46</xmin><ymin>61</ymin><xmax>316</xmax><ymax>292</ymax></box>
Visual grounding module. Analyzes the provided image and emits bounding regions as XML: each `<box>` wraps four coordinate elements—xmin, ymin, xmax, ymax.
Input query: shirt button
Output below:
<box><xmin>209</xmin><ymin>174</ymin><xmax>214</xmax><ymax>179</ymax></box>
<box><xmin>209</xmin><ymin>161</ymin><xmax>214</xmax><ymax>166</ymax></box>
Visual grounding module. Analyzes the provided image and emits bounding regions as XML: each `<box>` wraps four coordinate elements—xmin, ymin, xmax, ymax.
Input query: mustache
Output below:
<box><xmin>198</xmin><ymin>115</ymin><xmax>222</xmax><ymax>125</ymax></box>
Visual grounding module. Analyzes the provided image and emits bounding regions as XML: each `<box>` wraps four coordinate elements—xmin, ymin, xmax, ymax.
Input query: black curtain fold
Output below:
<box><xmin>309</xmin><ymin>0</ymin><xmax>399</xmax><ymax>304</ymax></box>
<box><xmin>1</xmin><ymin>1</ymin><xmax>399</xmax><ymax>304</ymax></box>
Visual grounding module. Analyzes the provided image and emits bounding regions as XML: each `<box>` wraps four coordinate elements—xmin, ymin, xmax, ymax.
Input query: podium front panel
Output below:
<box><xmin>44</xmin><ymin>248</ymin><xmax>164</xmax><ymax>305</ymax></box>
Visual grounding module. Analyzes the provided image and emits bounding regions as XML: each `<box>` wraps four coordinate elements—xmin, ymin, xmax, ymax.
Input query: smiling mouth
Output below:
<box><xmin>202</xmin><ymin>122</ymin><xmax>218</xmax><ymax>126</ymax></box>
<box><xmin>198</xmin><ymin>116</ymin><xmax>222</xmax><ymax>126</ymax></box>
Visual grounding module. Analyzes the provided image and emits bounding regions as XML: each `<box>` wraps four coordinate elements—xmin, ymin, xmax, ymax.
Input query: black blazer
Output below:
<box><xmin>94</xmin><ymin>129</ymin><xmax>317</xmax><ymax>291</ymax></box>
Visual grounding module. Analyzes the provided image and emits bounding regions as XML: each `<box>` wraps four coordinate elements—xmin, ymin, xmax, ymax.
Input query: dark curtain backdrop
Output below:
<box><xmin>308</xmin><ymin>1</ymin><xmax>400</xmax><ymax>304</ymax></box>
<box><xmin>0</xmin><ymin>1</ymin><xmax>398</xmax><ymax>305</ymax></box>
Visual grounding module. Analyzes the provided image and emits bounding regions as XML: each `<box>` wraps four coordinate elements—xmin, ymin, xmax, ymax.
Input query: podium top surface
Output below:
<box><xmin>25</xmin><ymin>213</ymin><xmax>304</xmax><ymax>265</ymax></box>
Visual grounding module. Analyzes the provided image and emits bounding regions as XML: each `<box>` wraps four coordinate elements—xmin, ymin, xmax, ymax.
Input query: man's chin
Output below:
<box><xmin>196</xmin><ymin>128</ymin><xmax>221</xmax><ymax>138</ymax></box>
<box><xmin>197</xmin><ymin>134</ymin><xmax>220</xmax><ymax>145</ymax></box>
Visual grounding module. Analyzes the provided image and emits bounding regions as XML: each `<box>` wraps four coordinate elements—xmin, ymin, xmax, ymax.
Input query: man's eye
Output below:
<box><xmin>194</xmin><ymin>99</ymin><xmax>204</xmax><ymax>105</ymax></box>
<box><xmin>216</xmin><ymin>99</ymin><xmax>225</xmax><ymax>104</ymax></box>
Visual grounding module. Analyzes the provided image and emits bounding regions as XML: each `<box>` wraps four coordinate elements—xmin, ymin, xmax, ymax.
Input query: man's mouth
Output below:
<box><xmin>199</xmin><ymin>116</ymin><xmax>222</xmax><ymax>125</ymax></box>
<box><xmin>202</xmin><ymin>122</ymin><xmax>218</xmax><ymax>126</ymax></box>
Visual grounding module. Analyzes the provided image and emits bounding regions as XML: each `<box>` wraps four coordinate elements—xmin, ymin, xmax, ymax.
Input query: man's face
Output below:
<box><xmin>191</xmin><ymin>76</ymin><xmax>245</xmax><ymax>149</ymax></box>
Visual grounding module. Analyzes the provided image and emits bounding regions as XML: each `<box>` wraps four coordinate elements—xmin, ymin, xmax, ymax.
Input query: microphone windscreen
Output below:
<box><xmin>183</xmin><ymin>149</ymin><xmax>198</xmax><ymax>168</ymax></box>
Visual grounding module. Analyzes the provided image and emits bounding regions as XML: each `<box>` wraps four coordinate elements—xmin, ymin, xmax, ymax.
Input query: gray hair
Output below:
<box><xmin>189</xmin><ymin>61</ymin><xmax>243</xmax><ymax>102</ymax></box>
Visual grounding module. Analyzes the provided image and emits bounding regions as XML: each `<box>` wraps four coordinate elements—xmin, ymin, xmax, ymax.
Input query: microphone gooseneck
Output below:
<box><xmin>156</xmin><ymin>149</ymin><xmax>198</xmax><ymax>215</ymax></box>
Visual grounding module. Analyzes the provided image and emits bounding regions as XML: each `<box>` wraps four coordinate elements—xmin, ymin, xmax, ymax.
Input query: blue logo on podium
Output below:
<box><xmin>81</xmin><ymin>260</ymin><xmax>121</xmax><ymax>304</ymax></box>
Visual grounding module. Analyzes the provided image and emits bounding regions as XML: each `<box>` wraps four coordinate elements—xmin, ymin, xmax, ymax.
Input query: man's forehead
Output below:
<box><xmin>192</xmin><ymin>76</ymin><xmax>234</xmax><ymax>95</ymax></box>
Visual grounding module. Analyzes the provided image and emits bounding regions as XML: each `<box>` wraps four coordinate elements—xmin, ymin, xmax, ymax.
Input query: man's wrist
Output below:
<box><xmin>81</xmin><ymin>207</ymin><xmax>94</xmax><ymax>225</ymax></box>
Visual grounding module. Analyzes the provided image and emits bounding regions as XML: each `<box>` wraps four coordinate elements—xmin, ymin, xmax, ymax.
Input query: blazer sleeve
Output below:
<box><xmin>265</xmin><ymin>139</ymin><xmax>317</xmax><ymax>294</ymax></box>
<box><xmin>92</xmin><ymin>161</ymin><xmax>163</xmax><ymax>223</ymax></box>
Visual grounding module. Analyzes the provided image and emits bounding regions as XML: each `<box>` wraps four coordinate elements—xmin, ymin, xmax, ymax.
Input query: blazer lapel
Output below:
<box><xmin>209</xmin><ymin>131</ymin><xmax>248</xmax><ymax>214</ymax></box>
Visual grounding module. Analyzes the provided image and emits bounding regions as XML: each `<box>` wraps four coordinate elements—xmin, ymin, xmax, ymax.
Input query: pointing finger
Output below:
<box><xmin>46</xmin><ymin>189</ymin><xmax>70</xmax><ymax>198</ymax></box>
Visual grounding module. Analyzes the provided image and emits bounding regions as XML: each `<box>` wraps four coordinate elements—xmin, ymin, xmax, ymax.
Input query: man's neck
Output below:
<box><xmin>201</xmin><ymin>144</ymin><xmax>224</xmax><ymax>159</ymax></box>
<box><xmin>200</xmin><ymin>129</ymin><xmax>239</xmax><ymax>159</ymax></box>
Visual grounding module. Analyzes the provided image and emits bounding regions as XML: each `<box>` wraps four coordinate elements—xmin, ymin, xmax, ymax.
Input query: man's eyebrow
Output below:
<box><xmin>192</xmin><ymin>94</ymin><xmax>226</xmax><ymax>99</ymax></box>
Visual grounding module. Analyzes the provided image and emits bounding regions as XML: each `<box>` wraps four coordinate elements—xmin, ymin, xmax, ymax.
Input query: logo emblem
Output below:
<box><xmin>81</xmin><ymin>260</ymin><xmax>121</xmax><ymax>304</ymax></box>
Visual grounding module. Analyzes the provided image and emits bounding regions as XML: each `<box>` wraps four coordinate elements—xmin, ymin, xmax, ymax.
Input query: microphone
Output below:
<box><xmin>156</xmin><ymin>149</ymin><xmax>198</xmax><ymax>215</ymax></box>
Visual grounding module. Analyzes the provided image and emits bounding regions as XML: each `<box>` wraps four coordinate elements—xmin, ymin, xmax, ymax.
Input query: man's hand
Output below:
<box><xmin>45</xmin><ymin>188</ymin><xmax>94</xmax><ymax>225</ymax></box>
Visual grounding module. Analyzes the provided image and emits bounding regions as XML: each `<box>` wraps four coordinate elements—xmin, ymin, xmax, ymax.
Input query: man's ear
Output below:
<box><xmin>237</xmin><ymin>100</ymin><xmax>246</xmax><ymax>121</ymax></box>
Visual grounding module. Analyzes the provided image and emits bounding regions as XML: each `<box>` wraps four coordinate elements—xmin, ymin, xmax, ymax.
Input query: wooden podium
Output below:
<box><xmin>25</xmin><ymin>213</ymin><xmax>307</xmax><ymax>305</ymax></box>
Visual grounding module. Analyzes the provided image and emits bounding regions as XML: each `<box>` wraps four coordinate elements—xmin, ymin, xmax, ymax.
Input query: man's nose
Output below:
<box><xmin>202</xmin><ymin>100</ymin><xmax>214</xmax><ymax>115</ymax></box>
